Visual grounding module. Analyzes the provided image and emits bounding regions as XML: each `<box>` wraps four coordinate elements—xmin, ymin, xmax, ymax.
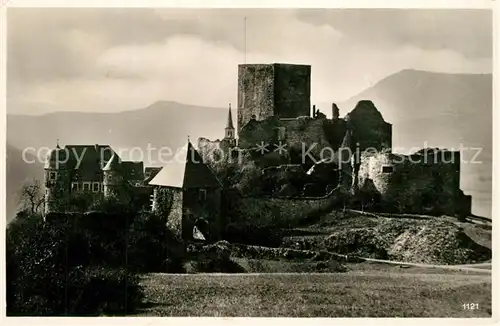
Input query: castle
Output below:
<box><xmin>198</xmin><ymin>63</ymin><xmax>472</xmax><ymax>217</ymax></box>
<box><xmin>44</xmin><ymin>62</ymin><xmax>473</xmax><ymax>241</ymax></box>
<box><xmin>44</xmin><ymin>144</ymin><xmax>159</xmax><ymax>214</ymax></box>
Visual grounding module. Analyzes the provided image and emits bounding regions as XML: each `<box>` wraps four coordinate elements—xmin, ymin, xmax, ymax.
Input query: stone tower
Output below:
<box><xmin>44</xmin><ymin>142</ymin><xmax>68</xmax><ymax>214</ymax></box>
<box><xmin>224</xmin><ymin>103</ymin><xmax>236</xmax><ymax>143</ymax></box>
<box><xmin>237</xmin><ymin>63</ymin><xmax>311</xmax><ymax>134</ymax></box>
<box><xmin>103</xmin><ymin>152</ymin><xmax>124</xmax><ymax>198</ymax></box>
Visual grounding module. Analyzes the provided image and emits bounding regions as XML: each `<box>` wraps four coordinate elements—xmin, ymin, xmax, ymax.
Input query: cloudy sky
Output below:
<box><xmin>7</xmin><ymin>8</ymin><xmax>492</xmax><ymax>115</ymax></box>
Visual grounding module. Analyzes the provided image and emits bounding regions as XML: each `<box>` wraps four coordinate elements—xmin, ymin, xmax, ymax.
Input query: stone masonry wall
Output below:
<box><xmin>153</xmin><ymin>187</ymin><xmax>184</xmax><ymax>238</ymax></box>
<box><xmin>238</xmin><ymin>116</ymin><xmax>346</xmax><ymax>167</ymax></box>
<box><xmin>44</xmin><ymin>168</ymin><xmax>71</xmax><ymax>214</ymax></box>
<box><xmin>237</xmin><ymin>64</ymin><xmax>275</xmax><ymax>134</ymax></box>
<box><xmin>231</xmin><ymin>187</ymin><xmax>343</xmax><ymax>228</ymax></box>
<box><xmin>281</xmin><ymin>117</ymin><xmax>346</xmax><ymax>164</ymax></box>
<box><xmin>182</xmin><ymin>187</ymin><xmax>222</xmax><ymax>240</ymax></box>
<box><xmin>345</xmin><ymin>100</ymin><xmax>392</xmax><ymax>152</ymax></box>
<box><xmin>273</xmin><ymin>64</ymin><xmax>311</xmax><ymax>119</ymax></box>
<box><xmin>358</xmin><ymin>151</ymin><xmax>464</xmax><ymax>215</ymax></box>
<box><xmin>197</xmin><ymin>137</ymin><xmax>239</xmax><ymax>166</ymax></box>
<box><xmin>237</xmin><ymin>64</ymin><xmax>311</xmax><ymax>134</ymax></box>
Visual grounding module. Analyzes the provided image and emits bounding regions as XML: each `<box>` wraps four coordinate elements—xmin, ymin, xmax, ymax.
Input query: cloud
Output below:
<box><xmin>6</xmin><ymin>8</ymin><xmax>493</xmax><ymax>115</ymax></box>
<box><xmin>296</xmin><ymin>9</ymin><xmax>492</xmax><ymax>59</ymax></box>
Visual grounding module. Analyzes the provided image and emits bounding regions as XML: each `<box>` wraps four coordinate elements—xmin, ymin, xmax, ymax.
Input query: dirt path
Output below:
<box><xmin>356</xmin><ymin>256</ymin><xmax>491</xmax><ymax>274</ymax></box>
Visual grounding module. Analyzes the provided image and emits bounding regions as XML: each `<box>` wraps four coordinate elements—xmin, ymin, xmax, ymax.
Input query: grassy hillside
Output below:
<box><xmin>137</xmin><ymin>270</ymin><xmax>491</xmax><ymax>317</ymax></box>
<box><xmin>280</xmin><ymin>210</ymin><xmax>491</xmax><ymax>265</ymax></box>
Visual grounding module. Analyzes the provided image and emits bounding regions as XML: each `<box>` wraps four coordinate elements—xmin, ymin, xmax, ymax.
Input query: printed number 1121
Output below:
<box><xmin>463</xmin><ymin>303</ymin><xmax>479</xmax><ymax>310</ymax></box>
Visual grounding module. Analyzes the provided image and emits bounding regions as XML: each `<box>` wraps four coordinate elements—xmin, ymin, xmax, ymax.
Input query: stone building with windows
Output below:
<box><xmin>197</xmin><ymin>62</ymin><xmax>472</xmax><ymax>218</ymax></box>
<box><xmin>149</xmin><ymin>141</ymin><xmax>223</xmax><ymax>241</ymax></box>
<box><xmin>44</xmin><ymin>143</ymin><xmax>149</xmax><ymax>214</ymax></box>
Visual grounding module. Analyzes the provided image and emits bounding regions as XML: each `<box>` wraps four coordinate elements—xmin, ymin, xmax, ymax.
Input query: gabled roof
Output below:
<box><xmin>148</xmin><ymin>142</ymin><xmax>221</xmax><ymax>189</ymax></box>
<box><xmin>66</xmin><ymin>144</ymin><xmax>116</xmax><ymax>181</ymax></box>
<box><xmin>121</xmin><ymin>161</ymin><xmax>145</xmax><ymax>181</ymax></box>
<box><xmin>103</xmin><ymin>152</ymin><xmax>122</xmax><ymax>171</ymax></box>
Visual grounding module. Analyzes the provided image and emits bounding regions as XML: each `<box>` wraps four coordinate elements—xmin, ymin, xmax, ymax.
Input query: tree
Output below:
<box><xmin>19</xmin><ymin>179</ymin><xmax>45</xmax><ymax>215</ymax></box>
<box><xmin>6</xmin><ymin>212</ymin><xmax>144</xmax><ymax>316</ymax></box>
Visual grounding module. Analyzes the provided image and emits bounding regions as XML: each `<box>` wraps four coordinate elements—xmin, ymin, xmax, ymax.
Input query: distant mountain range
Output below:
<box><xmin>6</xmin><ymin>69</ymin><xmax>492</xmax><ymax>221</ymax></box>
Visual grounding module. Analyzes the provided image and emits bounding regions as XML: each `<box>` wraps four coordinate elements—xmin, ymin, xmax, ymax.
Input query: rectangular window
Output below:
<box><xmin>382</xmin><ymin>166</ymin><xmax>394</xmax><ymax>173</ymax></box>
<box><xmin>71</xmin><ymin>182</ymin><xmax>79</xmax><ymax>192</ymax></box>
<box><xmin>49</xmin><ymin>172</ymin><xmax>57</xmax><ymax>180</ymax></box>
<box><xmin>93</xmin><ymin>182</ymin><xmax>100</xmax><ymax>192</ymax></box>
<box><xmin>199</xmin><ymin>189</ymin><xmax>207</xmax><ymax>201</ymax></box>
<box><xmin>83</xmin><ymin>182</ymin><xmax>91</xmax><ymax>191</ymax></box>
<box><xmin>276</xmin><ymin>127</ymin><xmax>286</xmax><ymax>141</ymax></box>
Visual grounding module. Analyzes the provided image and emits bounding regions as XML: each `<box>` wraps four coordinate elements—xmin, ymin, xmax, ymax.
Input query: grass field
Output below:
<box><xmin>135</xmin><ymin>263</ymin><xmax>491</xmax><ymax>317</ymax></box>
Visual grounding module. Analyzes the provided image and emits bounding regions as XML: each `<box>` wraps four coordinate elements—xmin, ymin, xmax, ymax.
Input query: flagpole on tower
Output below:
<box><xmin>244</xmin><ymin>16</ymin><xmax>247</xmax><ymax>63</ymax></box>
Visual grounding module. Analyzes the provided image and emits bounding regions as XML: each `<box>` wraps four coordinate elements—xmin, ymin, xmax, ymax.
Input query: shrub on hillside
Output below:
<box><xmin>186</xmin><ymin>241</ymin><xmax>245</xmax><ymax>273</ymax></box>
<box><xmin>52</xmin><ymin>192</ymin><xmax>103</xmax><ymax>213</ymax></box>
<box><xmin>222</xmin><ymin>223</ymin><xmax>283</xmax><ymax>247</ymax></box>
<box><xmin>189</xmin><ymin>257</ymin><xmax>245</xmax><ymax>273</ymax></box>
<box><xmin>88</xmin><ymin>195</ymin><xmax>135</xmax><ymax>214</ymax></box>
<box><xmin>6</xmin><ymin>213</ymin><xmax>144</xmax><ymax>316</ymax></box>
<box><xmin>127</xmin><ymin>212</ymin><xmax>185</xmax><ymax>273</ymax></box>
<box><xmin>64</xmin><ymin>266</ymin><xmax>143</xmax><ymax>316</ymax></box>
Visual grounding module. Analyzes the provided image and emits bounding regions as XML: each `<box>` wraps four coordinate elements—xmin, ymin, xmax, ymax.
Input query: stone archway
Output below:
<box><xmin>193</xmin><ymin>218</ymin><xmax>210</xmax><ymax>241</ymax></box>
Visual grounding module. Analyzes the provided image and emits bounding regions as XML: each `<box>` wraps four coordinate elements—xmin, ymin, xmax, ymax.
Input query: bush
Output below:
<box><xmin>88</xmin><ymin>195</ymin><xmax>135</xmax><ymax>214</ymax></box>
<box><xmin>222</xmin><ymin>223</ymin><xmax>283</xmax><ymax>247</ymax></box>
<box><xmin>187</xmin><ymin>241</ymin><xmax>245</xmax><ymax>273</ymax></box>
<box><xmin>65</xmin><ymin>266</ymin><xmax>144</xmax><ymax>316</ymax></box>
<box><xmin>189</xmin><ymin>258</ymin><xmax>245</xmax><ymax>273</ymax></box>
<box><xmin>6</xmin><ymin>213</ymin><xmax>145</xmax><ymax>316</ymax></box>
<box><xmin>127</xmin><ymin>212</ymin><xmax>185</xmax><ymax>273</ymax></box>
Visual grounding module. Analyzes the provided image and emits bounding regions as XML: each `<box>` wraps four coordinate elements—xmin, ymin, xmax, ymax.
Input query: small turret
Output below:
<box><xmin>103</xmin><ymin>152</ymin><xmax>124</xmax><ymax>198</ymax></box>
<box><xmin>44</xmin><ymin>141</ymin><xmax>68</xmax><ymax>214</ymax></box>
